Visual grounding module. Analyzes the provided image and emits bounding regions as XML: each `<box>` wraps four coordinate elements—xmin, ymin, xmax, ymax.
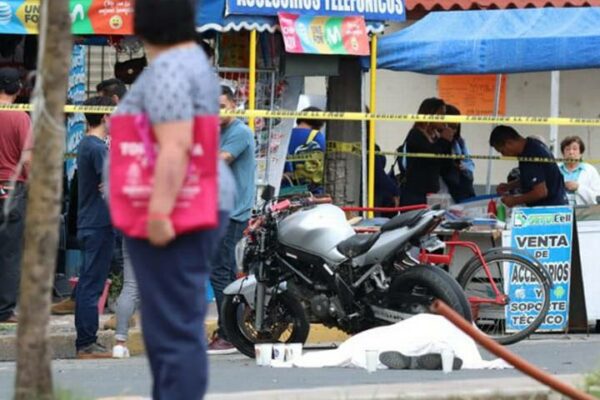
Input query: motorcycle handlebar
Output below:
<box><xmin>270</xmin><ymin>199</ymin><xmax>292</xmax><ymax>212</ymax></box>
<box><xmin>308</xmin><ymin>196</ymin><xmax>333</xmax><ymax>205</ymax></box>
<box><xmin>269</xmin><ymin>196</ymin><xmax>332</xmax><ymax>214</ymax></box>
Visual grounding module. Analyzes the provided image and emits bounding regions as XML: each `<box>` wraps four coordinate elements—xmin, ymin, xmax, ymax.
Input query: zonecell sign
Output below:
<box><xmin>226</xmin><ymin>0</ymin><xmax>406</xmax><ymax>22</ymax></box>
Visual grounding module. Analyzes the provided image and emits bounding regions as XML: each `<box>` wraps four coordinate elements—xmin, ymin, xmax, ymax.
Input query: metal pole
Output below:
<box><xmin>361</xmin><ymin>73</ymin><xmax>368</xmax><ymax>215</ymax></box>
<box><xmin>432</xmin><ymin>300</ymin><xmax>596</xmax><ymax>400</ymax></box>
<box><xmin>367</xmin><ymin>35</ymin><xmax>378</xmax><ymax>219</ymax></box>
<box><xmin>485</xmin><ymin>74</ymin><xmax>503</xmax><ymax>194</ymax></box>
<box><xmin>550</xmin><ymin>71</ymin><xmax>560</xmax><ymax>157</ymax></box>
<box><xmin>248</xmin><ymin>30</ymin><xmax>257</xmax><ymax>132</ymax></box>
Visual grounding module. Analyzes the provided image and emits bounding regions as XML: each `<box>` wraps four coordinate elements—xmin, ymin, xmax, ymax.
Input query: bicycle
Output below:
<box><xmin>418</xmin><ymin>220</ymin><xmax>552</xmax><ymax>345</ymax></box>
<box><xmin>346</xmin><ymin>207</ymin><xmax>552</xmax><ymax>345</ymax></box>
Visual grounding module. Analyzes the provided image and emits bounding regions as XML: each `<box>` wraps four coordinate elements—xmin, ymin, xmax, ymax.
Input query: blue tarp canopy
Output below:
<box><xmin>197</xmin><ymin>0</ymin><xmax>384</xmax><ymax>32</ymax></box>
<box><xmin>377</xmin><ymin>7</ymin><xmax>600</xmax><ymax>74</ymax></box>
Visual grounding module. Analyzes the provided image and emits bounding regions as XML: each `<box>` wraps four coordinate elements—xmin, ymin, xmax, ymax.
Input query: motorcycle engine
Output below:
<box><xmin>310</xmin><ymin>294</ymin><xmax>343</xmax><ymax>320</ymax></box>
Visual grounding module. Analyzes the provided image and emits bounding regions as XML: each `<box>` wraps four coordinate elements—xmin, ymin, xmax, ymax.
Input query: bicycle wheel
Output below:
<box><xmin>457</xmin><ymin>253</ymin><xmax>551</xmax><ymax>345</ymax></box>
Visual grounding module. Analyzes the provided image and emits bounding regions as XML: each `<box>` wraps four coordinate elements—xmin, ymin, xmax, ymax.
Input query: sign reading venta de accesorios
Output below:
<box><xmin>508</xmin><ymin>206</ymin><xmax>573</xmax><ymax>332</ymax></box>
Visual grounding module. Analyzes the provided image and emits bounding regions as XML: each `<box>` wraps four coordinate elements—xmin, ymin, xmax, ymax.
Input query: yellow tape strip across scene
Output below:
<box><xmin>3</xmin><ymin>103</ymin><xmax>600</xmax><ymax>127</ymax></box>
<box><xmin>287</xmin><ymin>142</ymin><xmax>600</xmax><ymax>165</ymax></box>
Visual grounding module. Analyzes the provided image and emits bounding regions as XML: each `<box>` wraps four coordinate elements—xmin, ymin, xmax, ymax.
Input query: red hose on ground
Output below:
<box><xmin>431</xmin><ymin>300</ymin><xmax>595</xmax><ymax>400</ymax></box>
<box><xmin>341</xmin><ymin>204</ymin><xmax>428</xmax><ymax>213</ymax></box>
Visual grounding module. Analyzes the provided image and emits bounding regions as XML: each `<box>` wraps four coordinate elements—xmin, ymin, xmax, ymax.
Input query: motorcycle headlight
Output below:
<box><xmin>235</xmin><ymin>236</ymin><xmax>249</xmax><ymax>273</ymax></box>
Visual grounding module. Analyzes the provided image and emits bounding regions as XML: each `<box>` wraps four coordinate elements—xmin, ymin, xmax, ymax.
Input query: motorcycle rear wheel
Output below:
<box><xmin>389</xmin><ymin>265</ymin><xmax>473</xmax><ymax>322</ymax></box>
<box><xmin>222</xmin><ymin>291</ymin><xmax>310</xmax><ymax>358</ymax></box>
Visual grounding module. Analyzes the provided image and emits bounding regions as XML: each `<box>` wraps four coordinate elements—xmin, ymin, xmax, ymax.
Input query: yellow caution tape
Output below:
<box><xmin>280</xmin><ymin>140</ymin><xmax>600</xmax><ymax>165</ymax></box>
<box><xmin>379</xmin><ymin>151</ymin><xmax>600</xmax><ymax>165</ymax></box>
<box><xmin>3</xmin><ymin>102</ymin><xmax>600</xmax><ymax>127</ymax></box>
<box><xmin>222</xmin><ymin>109</ymin><xmax>600</xmax><ymax>127</ymax></box>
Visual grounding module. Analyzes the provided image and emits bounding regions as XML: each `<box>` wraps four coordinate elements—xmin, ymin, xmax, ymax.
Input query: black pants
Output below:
<box><xmin>0</xmin><ymin>182</ymin><xmax>26</xmax><ymax>321</ymax></box>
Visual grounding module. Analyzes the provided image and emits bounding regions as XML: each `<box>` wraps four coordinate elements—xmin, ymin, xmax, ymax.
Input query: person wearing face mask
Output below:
<box><xmin>74</xmin><ymin>95</ymin><xmax>117</xmax><ymax>358</ymax></box>
<box><xmin>399</xmin><ymin>97</ymin><xmax>454</xmax><ymax>206</ymax></box>
<box><xmin>559</xmin><ymin>136</ymin><xmax>600</xmax><ymax>206</ymax></box>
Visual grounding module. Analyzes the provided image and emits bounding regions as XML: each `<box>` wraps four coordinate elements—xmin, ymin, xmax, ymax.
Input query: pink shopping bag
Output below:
<box><xmin>109</xmin><ymin>113</ymin><xmax>219</xmax><ymax>238</ymax></box>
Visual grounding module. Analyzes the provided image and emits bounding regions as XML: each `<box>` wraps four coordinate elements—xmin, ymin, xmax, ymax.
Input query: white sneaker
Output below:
<box><xmin>112</xmin><ymin>344</ymin><xmax>130</xmax><ymax>359</ymax></box>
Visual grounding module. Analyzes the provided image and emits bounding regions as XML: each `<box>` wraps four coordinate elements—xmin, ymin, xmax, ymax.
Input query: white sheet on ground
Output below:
<box><xmin>293</xmin><ymin>314</ymin><xmax>513</xmax><ymax>370</ymax></box>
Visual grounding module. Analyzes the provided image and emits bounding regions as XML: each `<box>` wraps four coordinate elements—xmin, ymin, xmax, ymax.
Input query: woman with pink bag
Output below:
<box><xmin>108</xmin><ymin>0</ymin><xmax>232</xmax><ymax>398</ymax></box>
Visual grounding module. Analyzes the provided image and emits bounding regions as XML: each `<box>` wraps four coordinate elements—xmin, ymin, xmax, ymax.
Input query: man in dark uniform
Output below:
<box><xmin>490</xmin><ymin>125</ymin><xmax>568</xmax><ymax>207</ymax></box>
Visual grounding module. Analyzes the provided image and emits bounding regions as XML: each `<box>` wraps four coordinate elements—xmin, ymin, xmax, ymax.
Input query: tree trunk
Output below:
<box><xmin>325</xmin><ymin>57</ymin><xmax>362</xmax><ymax>206</ymax></box>
<box><xmin>15</xmin><ymin>1</ymin><xmax>72</xmax><ymax>399</ymax></box>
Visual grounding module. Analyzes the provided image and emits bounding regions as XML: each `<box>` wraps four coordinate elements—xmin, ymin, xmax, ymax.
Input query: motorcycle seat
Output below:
<box><xmin>336</xmin><ymin>233</ymin><xmax>381</xmax><ymax>258</ymax></box>
<box><xmin>380</xmin><ymin>209</ymin><xmax>428</xmax><ymax>232</ymax></box>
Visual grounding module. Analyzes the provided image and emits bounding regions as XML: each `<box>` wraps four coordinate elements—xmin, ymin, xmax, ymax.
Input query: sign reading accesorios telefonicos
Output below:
<box><xmin>279</xmin><ymin>13</ymin><xmax>369</xmax><ymax>55</ymax></box>
<box><xmin>0</xmin><ymin>0</ymin><xmax>133</xmax><ymax>35</ymax></box>
<box><xmin>227</xmin><ymin>0</ymin><xmax>405</xmax><ymax>22</ymax></box>
<box><xmin>508</xmin><ymin>206</ymin><xmax>573</xmax><ymax>332</ymax></box>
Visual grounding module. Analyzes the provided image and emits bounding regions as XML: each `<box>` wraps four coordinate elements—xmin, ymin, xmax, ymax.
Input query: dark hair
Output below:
<box><xmin>560</xmin><ymin>135</ymin><xmax>585</xmax><ymax>154</ymax></box>
<box><xmin>296</xmin><ymin>106</ymin><xmax>324</xmax><ymax>130</ymax></box>
<box><xmin>83</xmin><ymin>96</ymin><xmax>116</xmax><ymax>127</ymax></box>
<box><xmin>221</xmin><ymin>85</ymin><xmax>235</xmax><ymax>103</ymax></box>
<box><xmin>195</xmin><ymin>35</ymin><xmax>215</xmax><ymax>60</ymax></box>
<box><xmin>96</xmin><ymin>78</ymin><xmax>126</xmax><ymax>100</ymax></box>
<box><xmin>0</xmin><ymin>68</ymin><xmax>22</xmax><ymax>96</ymax></box>
<box><xmin>417</xmin><ymin>97</ymin><xmax>445</xmax><ymax>115</ymax></box>
<box><xmin>134</xmin><ymin>0</ymin><xmax>196</xmax><ymax>45</ymax></box>
<box><xmin>489</xmin><ymin>125</ymin><xmax>522</xmax><ymax>148</ymax></box>
<box><xmin>445</xmin><ymin>104</ymin><xmax>462</xmax><ymax>138</ymax></box>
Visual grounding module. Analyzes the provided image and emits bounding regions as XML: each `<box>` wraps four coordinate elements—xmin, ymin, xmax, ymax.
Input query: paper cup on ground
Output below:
<box><xmin>365</xmin><ymin>349</ymin><xmax>378</xmax><ymax>373</ymax></box>
<box><xmin>254</xmin><ymin>344</ymin><xmax>273</xmax><ymax>366</ymax></box>
<box><xmin>441</xmin><ymin>348</ymin><xmax>454</xmax><ymax>373</ymax></box>
<box><xmin>284</xmin><ymin>343</ymin><xmax>303</xmax><ymax>362</ymax></box>
<box><xmin>272</xmin><ymin>343</ymin><xmax>286</xmax><ymax>362</ymax></box>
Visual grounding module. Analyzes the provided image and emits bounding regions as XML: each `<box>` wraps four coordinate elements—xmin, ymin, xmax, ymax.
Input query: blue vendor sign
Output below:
<box><xmin>226</xmin><ymin>0</ymin><xmax>406</xmax><ymax>22</ymax></box>
<box><xmin>509</xmin><ymin>206</ymin><xmax>573</xmax><ymax>332</ymax></box>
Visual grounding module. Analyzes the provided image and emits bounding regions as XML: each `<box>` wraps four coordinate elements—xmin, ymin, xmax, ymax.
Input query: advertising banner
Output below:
<box><xmin>279</xmin><ymin>13</ymin><xmax>369</xmax><ymax>55</ymax></box>
<box><xmin>228</xmin><ymin>0</ymin><xmax>405</xmax><ymax>22</ymax></box>
<box><xmin>509</xmin><ymin>206</ymin><xmax>573</xmax><ymax>332</ymax></box>
<box><xmin>0</xmin><ymin>0</ymin><xmax>133</xmax><ymax>35</ymax></box>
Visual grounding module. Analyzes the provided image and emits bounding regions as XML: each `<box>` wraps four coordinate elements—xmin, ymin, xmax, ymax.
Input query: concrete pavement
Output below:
<box><xmin>0</xmin><ymin>303</ymin><xmax>349</xmax><ymax>361</ymax></box>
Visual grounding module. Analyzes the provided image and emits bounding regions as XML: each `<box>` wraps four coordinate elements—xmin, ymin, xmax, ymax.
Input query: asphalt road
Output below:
<box><xmin>1</xmin><ymin>335</ymin><xmax>599</xmax><ymax>399</ymax></box>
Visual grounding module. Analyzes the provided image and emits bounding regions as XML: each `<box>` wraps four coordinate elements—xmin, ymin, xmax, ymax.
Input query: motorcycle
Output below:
<box><xmin>222</xmin><ymin>187</ymin><xmax>472</xmax><ymax>358</ymax></box>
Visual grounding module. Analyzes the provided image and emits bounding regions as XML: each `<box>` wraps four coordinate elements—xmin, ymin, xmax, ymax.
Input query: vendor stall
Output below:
<box><xmin>370</xmin><ymin>6</ymin><xmax>600</xmax><ymax>329</ymax></box>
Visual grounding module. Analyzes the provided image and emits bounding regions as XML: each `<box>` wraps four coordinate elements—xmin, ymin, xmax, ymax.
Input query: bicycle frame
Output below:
<box><xmin>418</xmin><ymin>231</ymin><xmax>509</xmax><ymax>307</ymax></box>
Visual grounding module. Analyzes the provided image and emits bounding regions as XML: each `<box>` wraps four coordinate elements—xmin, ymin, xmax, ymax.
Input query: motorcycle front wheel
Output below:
<box><xmin>221</xmin><ymin>291</ymin><xmax>310</xmax><ymax>358</ymax></box>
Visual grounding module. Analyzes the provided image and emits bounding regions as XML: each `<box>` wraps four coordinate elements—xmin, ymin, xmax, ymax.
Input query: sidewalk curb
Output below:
<box><xmin>203</xmin><ymin>375</ymin><xmax>583</xmax><ymax>400</ymax></box>
<box><xmin>0</xmin><ymin>319</ymin><xmax>348</xmax><ymax>361</ymax></box>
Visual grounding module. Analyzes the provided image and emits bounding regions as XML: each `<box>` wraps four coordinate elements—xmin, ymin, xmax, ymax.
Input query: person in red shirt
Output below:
<box><xmin>0</xmin><ymin>67</ymin><xmax>32</xmax><ymax>324</ymax></box>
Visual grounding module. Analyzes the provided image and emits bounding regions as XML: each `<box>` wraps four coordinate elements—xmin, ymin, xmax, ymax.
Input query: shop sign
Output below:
<box><xmin>228</xmin><ymin>0</ymin><xmax>405</xmax><ymax>22</ymax></box>
<box><xmin>508</xmin><ymin>206</ymin><xmax>573</xmax><ymax>332</ymax></box>
<box><xmin>279</xmin><ymin>13</ymin><xmax>369</xmax><ymax>56</ymax></box>
<box><xmin>0</xmin><ymin>0</ymin><xmax>133</xmax><ymax>35</ymax></box>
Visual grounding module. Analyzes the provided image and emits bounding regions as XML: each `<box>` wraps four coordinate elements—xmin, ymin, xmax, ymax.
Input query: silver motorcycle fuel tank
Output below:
<box><xmin>277</xmin><ymin>204</ymin><xmax>354</xmax><ymax>265</ymax></box>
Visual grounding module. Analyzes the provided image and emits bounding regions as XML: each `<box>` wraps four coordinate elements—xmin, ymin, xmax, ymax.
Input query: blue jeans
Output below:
<box><xmin>125</xmin><ymin>212</ymin><xmax>227</xmax><ymax>400</ymax></box>
<box><xmin>75</xmin><ymin>226</ymin><xmax>115</xmax><ymax>349</ymax></box>
<box><xmin>114</xmin><ymin>242</ymin><xmax>139</xmax><ymax>342</ymax></box>
<box><xmin>210</xmin><ymin>218</ymin><xmax>247</xmax><ymax>338</ymax></box>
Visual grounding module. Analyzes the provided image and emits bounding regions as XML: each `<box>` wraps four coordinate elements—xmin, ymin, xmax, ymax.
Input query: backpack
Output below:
<box><xmin>292</xmin><ymin>129</ymin><xmax>324</xmax><ymax>187</ymax></box>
